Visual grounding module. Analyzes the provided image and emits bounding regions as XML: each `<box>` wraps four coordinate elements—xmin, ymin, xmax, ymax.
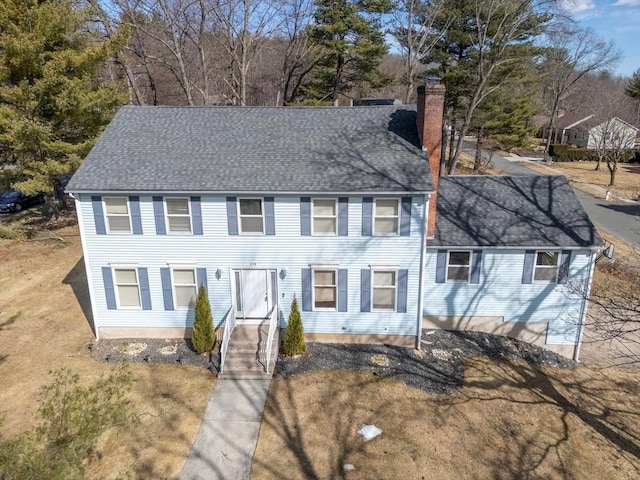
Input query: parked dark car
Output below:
<box><xmin>0</xmin><ymin>190</ymin><xmax>45</xmax><ymax>213</ymax></box>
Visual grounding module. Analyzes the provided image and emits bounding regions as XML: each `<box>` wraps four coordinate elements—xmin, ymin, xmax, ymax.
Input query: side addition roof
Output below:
<box><xmin>66</xmin><ymin>106</ymin><xmax>433</xmax><ymax>194</ymax></box>
<box><xmin>433</xmin><ymin>176</ymin><xmax>603</xmax><ymax>248</ymax></box>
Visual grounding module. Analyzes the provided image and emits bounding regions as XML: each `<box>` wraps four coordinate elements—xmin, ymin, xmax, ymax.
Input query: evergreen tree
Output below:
<box><xmin>192</xmin><ymin>285</ymin><xmax>216</xmax><ymax>354</ymax></box>
<box><xmin>282</xmin><ymin>296</ymin><xmax>306</xmax><ymax>356</ymax></box>
<box><xmin>306</xmin><ymin>0</ymin><xmax>392</xmax><ymax>106</ymax></box>
<box><xmin>0</xmin><ymin>0</ymin><xmax>126</xmax><ymax>217</ymax></box>
<box><xmin>625</xmin><ymin>68</ymin><xmax>640</xmax><ymax>126</ymax></box>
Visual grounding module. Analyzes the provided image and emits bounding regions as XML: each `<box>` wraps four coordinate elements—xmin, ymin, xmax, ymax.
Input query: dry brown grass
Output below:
<box><xmin>253</xmin><ymin>362</ymin><xmax>640</xmax><ymax>480</ymax></box>
<box><xmin>525</xmin><ymin>161</ymin><xmax>640</xmax><ymax>200</ymax></box>
<box><xmin>0</xmin><ymin>216</ymin><xmax>215</xmax><ymax>479</ymax></box>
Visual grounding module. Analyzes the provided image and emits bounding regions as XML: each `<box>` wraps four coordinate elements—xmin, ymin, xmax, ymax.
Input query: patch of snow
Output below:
<box><xmin>431</xmin><ymin>349</ymin><xmax>452</xmax><ymax>361</ymax></box>
<box><xmin>371</xmin><ymin>354</ymin><xmax>389</xmax><ymax>367</ymax></box>
<box><xmin>122</xmin><ymin>342</ymin><xmax>147</xmax><ymax>357</ymax></box>
<box><xmin>343</xmin><ymin>464</ymin><xmax>355</xmax><ymax>471</ymax></box>
<box><xmin>159</xmin><ymin>345</ymin><xmax>177</xmax><ymax>355</ymax></box>
<box><xmin>358</xmin><ymin>424</ymin><xmax>383</xmax><ymax>442</ymax></box>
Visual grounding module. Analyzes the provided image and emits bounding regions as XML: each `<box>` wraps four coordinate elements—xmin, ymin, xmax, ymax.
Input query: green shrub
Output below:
<box><xmin>282</xmin><ymin>296</ymin><xmax>306</xmax><ymax>356</ymax></box>
<box><xmin>192</xmin><ymin>285</ymin><xmax>216</xmax><ymax>354</ymax></box>
<box><xmin>549</xmin><ymin>144</ymin><xmax>636</xmax><ymax>162</ymax></box>
<box><xmin>0</xmin><ymin>367</ymin><xmax>134</xmax><ymax>480</ymax></box>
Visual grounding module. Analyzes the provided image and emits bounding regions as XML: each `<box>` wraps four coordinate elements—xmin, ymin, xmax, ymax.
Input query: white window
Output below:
<box><xmin>447</xmin><ymin>251</ymin><xmax>471</xmax><ymax>282</ymax></box>
<box><xmin>374</xmin><ymin>198</ymin><xmax>399</xmax><ymax>235</ymax></box>
<box><xmin>239</xmin><ymin>199</ymin><xmax>264</xmax><ymax>234</ymax></box>
<box><xmin>104</xmin><ymin>197</ymin><xmax>131</xmax><ymax>233</ymax></box>
<box><xmin>533</xmin><ymin>251</ymin><xmax>560</xmax><ymax>283</ymax></box>
<box><xmin>313</xmin><ymin>199</ymin><xmax>337</xmax><ymax>235</ymax></box>
<box><xmin>173</xmin><ymin>269</ymin><xmax>197</xmax><ymax>308</ymax></box>
<box><xmin>372</xmin><ymin>271</ymin><xmax>396</xmax><ymax>311</ymax></box>
<box><xmin>313</xmin><ymin>270</ymin><xmax>336</xmax><ymax>309</ymax></box>
<box><xmin>114</xmin><ymin>269</ymin><xmax>140</xmax><ymax>308</ymax></box>
<box><xmin>166</xmin><ymin>198</ymin><xmax>192</xmax><ymax>234</ymax></box>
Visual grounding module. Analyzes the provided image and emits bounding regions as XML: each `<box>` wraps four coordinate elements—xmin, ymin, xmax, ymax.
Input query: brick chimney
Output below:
<box><xmin>416</xmin><ymin>80</ymin><xmax>445</xmax><ymax>238</ymax></box>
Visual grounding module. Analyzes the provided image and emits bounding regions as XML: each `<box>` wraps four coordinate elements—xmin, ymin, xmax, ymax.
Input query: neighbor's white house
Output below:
<box><xmin>544</xmin><ymin>112</ymin><xmax>638</xmax><ymax>150</ymax></box>
<box><xmin>66</xmin><ymin>83</ymin><xmax>602</xmax><ymax>372</ymax></box>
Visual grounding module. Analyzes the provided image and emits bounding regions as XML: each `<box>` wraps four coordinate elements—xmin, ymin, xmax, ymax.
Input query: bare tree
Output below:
<box><xmin>541</xmin><ymin>19</ymin><xmax>621</xmax><ymax>154</ymax></box>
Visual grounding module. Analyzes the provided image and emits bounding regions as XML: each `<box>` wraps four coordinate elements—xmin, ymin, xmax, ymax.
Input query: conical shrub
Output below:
<box><xmin>192</xmin><ymin>285</ymin><xmax>216</xmax><ymax>354</ymax></box>
<box><xmin>282</xmin><ymin>295</ymin><xmax>306</xmax><ymax>356</ymax></box>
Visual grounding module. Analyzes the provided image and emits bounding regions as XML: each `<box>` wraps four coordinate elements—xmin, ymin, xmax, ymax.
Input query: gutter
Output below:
<box><xmin>415</xmin><ymin>194</ymin><xmax>429</xmax><ymax>349</ymax></box>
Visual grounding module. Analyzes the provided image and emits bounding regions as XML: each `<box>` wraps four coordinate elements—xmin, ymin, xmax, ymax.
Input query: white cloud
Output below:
<box><xmin>559</xmin><ymin>0</ymin><xmax>597</xmax><ymax>12</ymax></box>
<box><xmin>613</xmin><ymin>0</ymin><xmax>640</xmax><ymax>6</ymax></box>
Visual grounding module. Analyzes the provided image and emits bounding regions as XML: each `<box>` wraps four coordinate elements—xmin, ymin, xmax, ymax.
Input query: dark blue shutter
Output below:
<box><xmin>338</xmin><ymin>198</ymin><xmax>349</xmax><ymax>236</ymax></box>
<box><xmin>153</xmin><ymin>197</ymin><xmax>166</xmax><ymax>235</ymax></box>
<box><xmin>470</xmin><ymin>250</ymin><xmax>482</xmax><ymax>284</ymax></box>
<box><xmin>160</xmin><ymin>267</ymin><xmax>174</xmax><ymax>310</ymax></box>
<box><xmin>301</xmin><ymin>268</ymin><xmax>312</xmax><ymax>312</ymax></box>
<box><xmin>138</xmin><ymin>267</ymin><xmax>151</xmax><ymax>310</ymax></box>
<box><xmin>129</xmin><ymin>196</ymin><xmax>142</xmax><ymax>234</ymax></box>
<box><xmin>436</xmin><ymin>250</ymin><xmax>447</xmax><ymax>283</ymax></box>
<box><xmin>360</xmin><ymin>269</ymin><xmax>371</xmax><ymax>312</ymax></box>
<box><xmin>362</xmin><ymin>197</ymin><xmax>373</xmax><ymax>236</ymax></box>
<box><xmin>264</xmin><ymin>197</ymin><xmax>275</xmax><ymax>235</ymax></box>
<box><xmin>102</xmin><ymin>267</ymin><xmax>116</xmax><ymax>310</ymax></box>
<box><xmin>558</xmin><ymin>250</ymin><xmax>572</xmax><ymax>284</ymax></box>
<box><xmin>338</xmin><ymin>269</ymin><xmax>348</xmax><ymax>312</ymax></box>
<box><xmin>300</xmin><ymin>197</ymin><xmax>311</xmax><ymax>236</ymax></box>
<box><xmin>92</xmin><ymin>196</ymin><xmax>106</xmax><ymax>235</ymax></box>
<box><xmin>400</xmin><ymin>197</ymin><xmax>412</xmax><ymax>236</ymax></box>
<box><xmin>522</xmin><ymin>250</ymin><xmax>535</xmax><ymax>284</ymax></box>
<box><xmin>227</xmin><ymin>197</ymin><xmax>238</xmax><ymax>235</ymax></box>
<box><xmin>397</xmin><ymin>269</ymin><xmax>408</xmax><ymax>313</ymax></box>
<box><xmin>197</xmin><ymin>267</ymin><xmax>208</xmax><ymax>291</ymax></box>
<box><xmin>191</xmin><ymin>197</ymin><xmax>203</xmax><ymax>235</ymax></box>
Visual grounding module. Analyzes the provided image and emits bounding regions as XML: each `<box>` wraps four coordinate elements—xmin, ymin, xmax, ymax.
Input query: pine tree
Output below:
<box><xmin>282</xmin><ymin>296</ymin><xmax>306</xmax><ymax>356</ymax></box>
<box><xmin>192</xmin><ymin>285</ymin><xmax>216</xmax><ymax>354</ymax></box>
<box><xmin>0</xmin><ymin>0</ymin><xmax>127</xmax><ymax>217</ymax></box>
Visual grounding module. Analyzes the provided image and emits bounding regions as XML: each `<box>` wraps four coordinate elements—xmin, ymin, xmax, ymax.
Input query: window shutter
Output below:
<box><xmin>362</xmin><ymin>197</ymin><xmax>373</xmax><ymax>236</ymax></box>
<box><xmin>338</xmin><ymin>197</ymin><xmax>349</xmax><ymax>236</ymax></box>
<box><xmin>436</xmin><ymin>250</ymin><xmax>447</xmax><ymax>283</ymax></box>
<box><xmin>400</xmin><ymin>197</ymin><xmax>412</xmax><ymax>236</ymax></box>
<box><xmin>397</xmin><ymin>269</ymin><xmax>408</xmax><ymax>313</ymax></box>
<box><xmin>264</xmin><ymin>197</ymin><xmax>275</xmax><ymax>235</ymax></box>
<box><xmin>360</xmin><ymin>269</ymin><xmax>371</xmax><ymax>312</ymax></box>
<box><xmin>522</xmin><ymin>250</ymin><xmax>535</xmax><ymax>284</ymax></box>
<box><xmin>300</xmin><ymin>197</ymin><xmax>311</xmax><ymax>236</ymax></box>
<box><xmin>338</xmin><ymin>269</ymin><xmax>348</xmax><ymax>312</ymax></box>
<box><xmin>191</xmin><ymin>197</ymin><xmax>203</xmax><ymax>235</ymax></box>
<box><xmin>138</xmin><ymin>267</ymin><xmax>152</xmax><ymax>310</ymax></box>
<box><xmin>301</xmin><ymin>268</ymin><xmax>312</xmax><ymax>311</ymax></box>
<box><xmin>558</xmin><ymin>250</ymin><xmax>572</xmax><ymax>284</ymax></box>
<box><xmin>160</xmin><ymin>267</ymin><xmax>174</xmax><ymax>310</ymax></box>
<box><xmin>102</xmin><ymin>267</ymin><xmax>116</xmax><ymax>310</ymax></box>
<box><xmin>129</xmin><ymin>196</ymin><xmax>143</xmax><ymax>234</ymax></box>
<box><xmin>197</xmin><ymin>267</ymin><xmax>208</xmax><ymax>291</ymax></box>
<box><xmin>227</xmin><ymin>197</ymin><xmax>238</xmax><ymax>235</ymax></box>
<box><xmin>92</xmin><ymin>196</ymin><xmax>106</xmax><ymax>235</ymax></box>
<box><xmin>470</xmin><ymin>250</ymin><xmax>482</xmax><ymax>284</ymax></box>
<box><xmin>153</xmin><ymin>197</ymin><xmax>166</xmax><ymax>235</ymax></box>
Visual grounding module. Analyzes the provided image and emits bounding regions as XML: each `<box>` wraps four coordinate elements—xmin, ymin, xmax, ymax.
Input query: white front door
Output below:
<box><xmin>240</xmin><ymin>269</ymin><xmax>269</xmax><ymax>319</ymax></box>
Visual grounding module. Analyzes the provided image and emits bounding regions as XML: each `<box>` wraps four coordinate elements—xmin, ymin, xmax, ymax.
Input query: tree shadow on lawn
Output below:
<box><xmin>62</xmin><ymin>257</ymin><xmax>95</xmax><ymax>336</ymax></box>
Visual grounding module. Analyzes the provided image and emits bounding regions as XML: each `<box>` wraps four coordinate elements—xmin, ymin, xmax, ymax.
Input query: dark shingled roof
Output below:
<box><xmin>66</xmin><ymin>105</ymin><xmax>433</xmax><ymax>194</ymax></box>
<box><xmin>433</xmin><ymin>176</ymin><xmax>603</xmax><ymax>248</ymax></box>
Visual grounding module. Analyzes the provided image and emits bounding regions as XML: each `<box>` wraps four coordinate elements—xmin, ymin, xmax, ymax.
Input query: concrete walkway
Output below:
<box><xmin>179</xmin><ymin>378</ymin><xmax>272</xmax><ymax>480</ymax></box>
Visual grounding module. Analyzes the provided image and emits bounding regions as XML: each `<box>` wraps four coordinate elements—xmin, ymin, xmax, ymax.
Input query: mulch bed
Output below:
<box><xmin>90</xmin><ymin>330</ymin><xmax>575</xmax><ymax>395</ymax></box>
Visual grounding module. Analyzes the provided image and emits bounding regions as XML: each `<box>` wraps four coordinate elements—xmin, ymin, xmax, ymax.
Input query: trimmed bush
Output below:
<box><xmin>282</xmin><ymin>296</ymin><xmax>306</xmax><ymax>356</ymax></box>
<box><xmin>549</xmin><ymin>144</ymin><xmax>636</xmax><ymax>162</ymax></box>
<box><xmin>192</xmin><ymin>285</ymin><xmax>216</xmax><ymax>354</ymax></box>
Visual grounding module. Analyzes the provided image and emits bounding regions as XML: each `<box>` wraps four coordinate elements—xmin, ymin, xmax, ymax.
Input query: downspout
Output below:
<box><xmin>70</xmin><ymin>193</ymin><xmax>101</xmax><ymax>341</ymax></box>
<box><xmin>573</xmin><ymin>249</ymin><xmax>597</xmax><ymax>362</ymax></box>
<box><xmin>415</xmin><ymin>194</ymin><xmax>429</xmax><ymax>349</ymax></box>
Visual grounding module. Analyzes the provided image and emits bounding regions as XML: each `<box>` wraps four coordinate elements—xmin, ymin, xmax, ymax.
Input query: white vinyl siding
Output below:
<box><xmin>374</xmin><ymin>198</ymin><xmax>399</xmax><ymax>235</ymax></box>
<box><xmin>534</xmin><ymin>251</ymin><xmax>560</xmax><ymax>283</ymax></box>
<box><xmin>114</xmin><ymin>269</ymin><xmax>140</xmax><ymax>308</ymax></box>
<box><xmin>372</xmin><ymin>271</ymin><xmax>396</xmax><ymax>311</ymax></box>
<box><xmin>313</xmin><ymin>199</ymin><xmax>337</xmax><ymax>235</ymax></box>
<box><xmin>314</xmin><ymin>269</ymin><xmax>337</xmax><ymax>310</ymax></box>
<box><xmin>239</xmin><ymin>199</ymin><xmax>264</xmax><ymax>234</ymax></box>
<box><xmin>104</xmin><ymin>197</ymin><xmax>131</xmax><ymax>233</ymax></box>
<box><xmin>447</xmin><ymin>251</ymin><xmax>471</xmax><ymax>282</ymax></box>
<box><xmin>166</xmin><ymin>198</ymin><xmax>192</xmax><ymax>234</ymax></box>
<box><xmin>173</xmin><ymin>269</ymin><xmax>197</xmax><ymax>308</ymax></box>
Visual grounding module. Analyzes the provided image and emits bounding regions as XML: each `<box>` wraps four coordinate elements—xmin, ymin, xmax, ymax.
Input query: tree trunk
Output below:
<box><xmin>474</xmin><ymin>127</ymin><xmax>484</xmax><ymax>172</ymax></box>
<box><xmin>608</xmin><ymin>164</ymin><xmax>617</xmax><ymax>186</ymax></box>
<box><xmin>332</xmin><ymin>54</ymin><xmax>344</xmax><ymax>107</ymax></box>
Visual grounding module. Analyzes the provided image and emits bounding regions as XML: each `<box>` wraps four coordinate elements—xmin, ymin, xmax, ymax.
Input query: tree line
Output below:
<box><xmin>0</xmin><ymin>0</ymin><xmax>637</xmax><ymax>214</ymax></box>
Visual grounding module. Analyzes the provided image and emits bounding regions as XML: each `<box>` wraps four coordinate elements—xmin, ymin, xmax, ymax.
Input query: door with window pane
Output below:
<box><xmin>232</xmin><ymin>269</ymin><xmax>277</xmax><ymax>320</ymax></box>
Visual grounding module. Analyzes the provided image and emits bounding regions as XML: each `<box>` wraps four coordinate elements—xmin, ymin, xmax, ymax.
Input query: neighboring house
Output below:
<box><xmin>66</xmin><ymin>83</ymin><xmax>602</xmax><ymax>364</ymax></box>
<box><xmin>543</xmin><ymin>112</ymin><xmax>638</xmax><ymax>149</ymax></box>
